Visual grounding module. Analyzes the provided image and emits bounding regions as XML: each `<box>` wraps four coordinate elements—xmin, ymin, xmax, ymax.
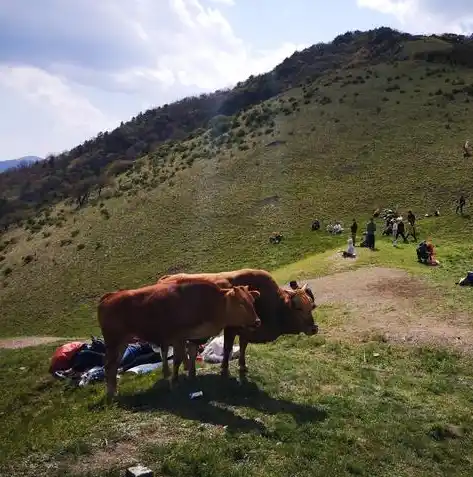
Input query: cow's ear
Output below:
<box><xmin>249</xmin><ymin>290</ymin><xmax>260</xmax><ymax>300</ymax></box>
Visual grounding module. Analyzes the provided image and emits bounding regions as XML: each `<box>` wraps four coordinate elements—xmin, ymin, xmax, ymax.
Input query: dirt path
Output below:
<box><xmin>2</xmin><ymin>266</ymin><xmax>472</xmax><ymax>352</ymax></box>
<box><xmin>307</xmin><ymin>267</ymin><xmax>473</xmax><ymax>350</ymax></box>
<box><xmin>0</xmin><ymin>336</ymin><xmax>74</xmax><ymax>349</ymax></box>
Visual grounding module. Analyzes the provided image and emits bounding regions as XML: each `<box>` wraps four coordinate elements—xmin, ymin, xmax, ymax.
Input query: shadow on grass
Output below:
<box><xmin>114</xmin><ymin>374</ymin><xmax>328</xmax><ymax>434</ymax></box>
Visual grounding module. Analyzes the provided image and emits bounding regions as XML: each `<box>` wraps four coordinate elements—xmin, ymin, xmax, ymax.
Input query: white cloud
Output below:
<box><xmin>357</xmin><ymin>0</ymin><xmax>473</xmax><ymax>34</ymax></box>
<box><xmin>206</xmin><ymin>0</ymin><xmax>235</xmax><ymax>5</ymax></box>
<box><xmin>0</xmin><ymin>0</ymin><xmax>302</xmax><ymax>159</ymax></box>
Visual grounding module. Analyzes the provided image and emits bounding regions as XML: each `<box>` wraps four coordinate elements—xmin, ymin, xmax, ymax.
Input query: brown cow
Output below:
<box><xmin>157</xmin><ymin>269</ymin><xmax>318</xmax><ymax>379</ymax></box>
<box><xmin>98</xmin><ymin>280</ymin><xmax>261</xmax><ymax>399</ymax></box>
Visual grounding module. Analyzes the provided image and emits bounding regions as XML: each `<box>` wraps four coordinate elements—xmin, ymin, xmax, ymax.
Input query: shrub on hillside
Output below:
<box><xmin>22</xmin><ymin>254</ymin><xmax>34</xmax><ymax>265</ymax></box>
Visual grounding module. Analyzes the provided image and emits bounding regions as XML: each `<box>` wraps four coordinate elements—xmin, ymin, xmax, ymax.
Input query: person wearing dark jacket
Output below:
<box><xmin>406</xmin><ymin>211</ymin><xmax>417</xmax><ymax>241</ymax></box>
<box><xmin>456</xmin><ymin>195</ymin><xmax>466</xmax><ymax>215</ymax></box>
<box><xmin>350</xmin><ymin>219</ymin><xmax>358</xmax><ymax>244</ymax></box>
<box><xmin>396</xmin><ymin>219</ymin><xmax>407</xmax><ymax>243</ymax></box>
<box><xmin>366</xmin><ymin>218</ymin><xmax>376</xmax><ymax>250</ymax></box>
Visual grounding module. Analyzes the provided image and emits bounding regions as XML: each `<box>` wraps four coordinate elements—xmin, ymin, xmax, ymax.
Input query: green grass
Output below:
<box><xmin>2</xmin><ymin>325</ymin><xmax>473</xmax><ymax>476</ymax></box>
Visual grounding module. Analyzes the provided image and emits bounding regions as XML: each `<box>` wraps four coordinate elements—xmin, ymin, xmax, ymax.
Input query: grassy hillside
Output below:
<box><xmin>1</xmin><ymin>28</ymin><xmax>473</xmax><ymax>227</ymax></box>
<box><xmin>3</xmin><ymin>33</ymin><xmax>473</xmax><ymax>336</ymax></box>
<box><xmin>3</xmin><ymin>243</ymin><xmax>473</xmax><ymax>476</ymax></box>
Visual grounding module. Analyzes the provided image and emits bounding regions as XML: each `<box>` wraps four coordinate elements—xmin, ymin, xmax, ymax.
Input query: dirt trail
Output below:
<box><xmin>2</xmin><ymin>266</ymin><xmax>472</xmax><ymax>351</ymax></box>
<box><xmin>0</xmin><ymin>336</ymin><xmax>76</xmax><ymax>349</ymax></box>
<box><xmin>307</xmin><ymin>267</ymin><xmax>473</xmax><ymax>350</ymax></box>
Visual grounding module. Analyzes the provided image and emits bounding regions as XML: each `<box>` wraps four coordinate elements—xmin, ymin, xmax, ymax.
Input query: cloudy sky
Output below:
<box><xmin>0</xmin><ymin>0</ymin><xmax>472</xmax><ymax>160</ymax></box>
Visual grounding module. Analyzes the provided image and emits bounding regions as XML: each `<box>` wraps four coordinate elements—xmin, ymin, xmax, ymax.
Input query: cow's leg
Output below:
<box><xmin>221</xmin><ymin>328</ymin><xmax>237</xmax><ymax>378</ymax></box>
<box><xmin>160</xmin><ymin>345</ymin><xmax>171</xmax><ymax>380</ymax></box>
<box><xmin>238</xmin><ymin>337</ymin><xmax>249</xmax><ymax>377</ymax></box>
<box><xmin>104</xmin><ymin>340</ymin><xmax>125</xmax><ymax>401</ymax></box>
<box><xmin>186</xmin><ymin>341</ymin><xmax>198</xmax><ymax>380</ymax></box>
<box><xmin>171</xmin><ymin>341</ymin><xmax>185</xmax><ymax>386</ymax></box>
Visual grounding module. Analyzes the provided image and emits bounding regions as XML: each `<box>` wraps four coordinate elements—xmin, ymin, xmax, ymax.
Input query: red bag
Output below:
<box><xmin>49</xmin><ymin>341</ymin><xmax>85</xmax><ymax>373</ymax></box>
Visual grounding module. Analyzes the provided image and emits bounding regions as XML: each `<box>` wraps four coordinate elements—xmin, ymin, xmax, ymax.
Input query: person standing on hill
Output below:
<box><xmin>366</xmin><ymin>217</ymin><xmax>376</xmax><ymax>250</ymax></box>
<box><xmin>396</xmin><ymin>218</ymin><xmax>407</xmax><ymax>243</ymax></box>
<box><xmin>456</xmin><ymin>195</ymin><xmax>466</xmax><ymax>215</ymax></box>
<box><xmin>406</xmin><ymin>210</ymin><xmax>417</xmax><ymax>242</ymax></box>
<box><xmin>350</xmin><ymin>219</ymin><xmax>358</xmax><ymax>244</ymax></box>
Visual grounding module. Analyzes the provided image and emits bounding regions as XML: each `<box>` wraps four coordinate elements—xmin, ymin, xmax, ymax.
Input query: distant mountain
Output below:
<box><xmin>0</xmin><ymin>156</ymin><xmax>43</xmax><ymax>173</ymax></box>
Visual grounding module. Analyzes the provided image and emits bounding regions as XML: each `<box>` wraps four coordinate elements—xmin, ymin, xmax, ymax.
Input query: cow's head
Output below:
<box><xmin>281</xmin><ymin>284</ymin><xmax>318</xmax><ymax>335</ymax></box>
<box><xmin>224</xmin><ymin>285</ymin><xmax>261</xmax><ymax>329</ymax></box>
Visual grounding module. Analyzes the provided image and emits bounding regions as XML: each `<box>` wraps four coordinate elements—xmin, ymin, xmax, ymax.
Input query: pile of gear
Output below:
<box><xmin>457</xmin><ymin>271</ymin><xmax>473</xmax><ymax>286</ymax></box>
<box><xmin>49</xmin><ymin>335</ymin><xmax>240</xmax><ymax>387</ymax></box>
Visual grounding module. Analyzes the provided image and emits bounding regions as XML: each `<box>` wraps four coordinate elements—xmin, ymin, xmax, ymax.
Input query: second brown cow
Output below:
<box><xmin>157</xmin><ymin>268</ymin><xmax>318</xmax><ymax>379</ymax></box>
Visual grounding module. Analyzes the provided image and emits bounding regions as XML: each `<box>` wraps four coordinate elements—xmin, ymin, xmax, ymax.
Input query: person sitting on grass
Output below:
<box><xmin>426</xmin><ymin>240</ymin><xmax>439</xmax><ymax>266</ymax></box>
<box><xmin>416</xmin><ymin>240</ymin><xmax>430</xmax><ymax>263</ymax></box>
<box><xmin>289</xmin><ymin>280</ymin><xmax>315</xmax><ymax>302</ymax></box>
<box><xmin>342</xmin><ymin>238</ymin><xmax>356</xmax><ymax>258</ymax></box>
<box><xmin>416</xmin><ymin>240</ymin><xmax>439</xmax><ymax>266</ymax></box>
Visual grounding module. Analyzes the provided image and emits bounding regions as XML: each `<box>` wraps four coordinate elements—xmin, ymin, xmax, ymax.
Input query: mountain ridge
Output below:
<box><xmin>1</xmin><ymin>27</ymin><xmax>473</xmax><ymax>229</ymax></box>
<box><xmin>0</xmin><ymin>156</ymin><xmax>42</xmax><ymax>173</ymax></box>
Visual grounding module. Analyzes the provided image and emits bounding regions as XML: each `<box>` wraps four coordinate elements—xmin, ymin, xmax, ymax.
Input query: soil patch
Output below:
<box><xmin>0</xmin><ymin>336</ymin><xmax>70</xmax><ymax>349</ymax></box>
<box><xmin>306</xmin><ymin>267</ymin><xmax>473</xmax><ymax>350</ymax></box>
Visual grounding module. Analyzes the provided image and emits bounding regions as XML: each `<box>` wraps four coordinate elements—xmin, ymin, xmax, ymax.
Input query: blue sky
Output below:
<box><xmin>0</xmin><ymin>0</ymin><xmax>471</xmax><ymax>160</ymax></box>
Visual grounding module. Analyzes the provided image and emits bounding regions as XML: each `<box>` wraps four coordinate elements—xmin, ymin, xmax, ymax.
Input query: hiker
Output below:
<box><xmin>289</xmin><ymin>280</ymin><xmax>299</xmax><ymax>290</ymax></box>
<box><xmin>463</xmin><ymin>140</ymin><xmax>471</xmax><ymax>158</ymax></box>
<box><xmin>342</xmin><ymin>238</ymin><xmax>356</xmax><ymax>258</ymax></box>
<box><xmin>396</xmin><ymin>218</ymin><xmax>407</xmax><ymax>243</ymax></box>
<box><xmin>456</xmin><ymin>195</ymin><xmax>466</xmax><ymax>215</ymax></box>
<box><xmin>350</xmin><ymin>219</ymin><xmax>358</xmax><ymax>244</ymax></box>
<box><xmin>289</xmin><ymin>280</ymin><xmax>315</xmax><ymax>301</ymax></box>
<box><xmin>426</xmin><ymin>241</ymin><xmax>439</xmax><ymax>266</ymax></box>
<box><xmin>417</xmin><ymin>240</ymin><xmax>439</xmax><ymax>266</ymax></box>
<box><xmin>383</xmin><ymin>218</ymin><xmax>393</xmax><ymax>236</ymax></box>
<box><xmin>416</xmin><ymin>241</ymin><xmax>430</xmax><ymax>264</ymax></box>
<box><xmin>366</xmin><ymin>217</ymin><xmax>376</xmax><ymax>250</ymax></box>
<box><xmin>406</xmin><ymin>210</ymin><xmax>417</xmax><ymax>241</ymax></box>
